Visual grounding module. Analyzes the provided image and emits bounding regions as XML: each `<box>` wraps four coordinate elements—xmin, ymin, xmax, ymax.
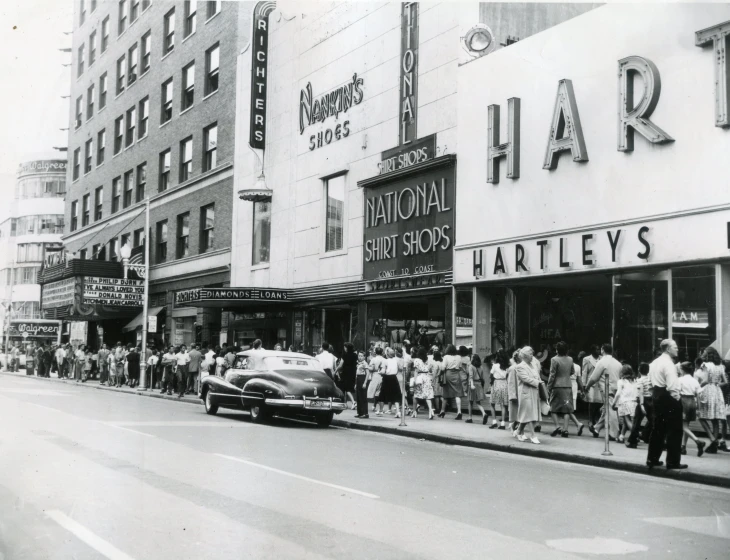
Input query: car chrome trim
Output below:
<box><xmin>264</xmin><ymin>398</ymin><xmax>346</xmax><ymax>410</ymax></box>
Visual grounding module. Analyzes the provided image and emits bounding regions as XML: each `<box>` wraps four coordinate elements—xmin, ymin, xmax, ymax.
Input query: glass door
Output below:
<box><xmin>613</xmin><ymin>270</ymin><xmax>669</xmax><ymax>367</ymax></box>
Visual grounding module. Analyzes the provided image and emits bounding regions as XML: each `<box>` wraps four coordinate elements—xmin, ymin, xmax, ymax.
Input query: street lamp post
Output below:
<box><xmin>2</xmin><ymin>262</ymin><xmax>15</xmax><ymax>372</ymax></box>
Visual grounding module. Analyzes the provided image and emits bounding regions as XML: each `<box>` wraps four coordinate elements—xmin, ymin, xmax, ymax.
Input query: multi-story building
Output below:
<box><xmin>0</xmin><ymin>158</ymin><xmax>66</xmax><ymax>349</ymax></box>
<box><xmin>55</xmin><ymin>0</ymin><xmax>250</xmax><ymax>347</ymax></box>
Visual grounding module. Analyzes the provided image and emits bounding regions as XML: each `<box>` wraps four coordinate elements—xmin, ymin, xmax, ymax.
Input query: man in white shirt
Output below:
<box><xmin>584</xmin><ymin>343</ymin><xmax>622</xmax><ymax>440</ymax></box>
<box><xmin>647</xmin><ymin>339</ymin><xmax>686</xmax><ymax>470</ymax></box>
<box><xmin>55</xmin><ymin>345</ymin><xmax>66</xmax><ymax>378</ymax></box>
<box><xmin>316</xmin><ymin>342</ymin><xmax>336</xmax><ymax>379</ymax></box>
<box><xmin>175</xmin><ymin>345</ymin><xmax>191</xmax><ymax>398</ymax></box>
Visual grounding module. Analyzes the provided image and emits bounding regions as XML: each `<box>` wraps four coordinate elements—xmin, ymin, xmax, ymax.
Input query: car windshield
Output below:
<box><xmin>263</xmin><ymin>357</ymin><xmax>324</xmax><ymax>372</ymax></box>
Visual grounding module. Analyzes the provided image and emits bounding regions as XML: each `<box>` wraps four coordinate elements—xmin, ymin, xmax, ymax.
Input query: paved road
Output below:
<box><xmin>0</xmin><ymin>375</ymin><xmax>728</xmax><ymax>559</ymax></box>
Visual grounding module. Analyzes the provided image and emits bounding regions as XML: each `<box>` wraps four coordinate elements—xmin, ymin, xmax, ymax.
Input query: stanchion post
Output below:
<box><xmin>602</xmin><ymin>371</ymin><xmax>613</xmax><ymax>456</ymax></box>
<box><xmin>400</xmin><ymin>362</ymin><xmax>407</xmax><ymax>427</ymax></box>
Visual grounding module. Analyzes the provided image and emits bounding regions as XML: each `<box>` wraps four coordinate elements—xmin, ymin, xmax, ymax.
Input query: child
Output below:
<box><xmin>612</xmin><ymin>364</ymin><xmax>637</xmax><ymax>443</ymax></box>
<box><xmin>679</xmin><ymin>361</ymin><xmax>706</xmax><ymax>456</ymax></box>
<box><xmin>147</xmin><ymin>349</ymin><xmax>160</xmax><ymax>390</ymax></box>
<box><xmin>489</xmin><ymin>351</ymin><xmax>510</xmax><ymax>429</ymax></box>
<box><xmin>466</xmin><ymin>354</ymin><xmax>487</xmax><ymax>424</ymax></box>
<box><xmin>355</xmin><ymin>351</ymin><xmax>371</xmax><ymax>418</ymax></box>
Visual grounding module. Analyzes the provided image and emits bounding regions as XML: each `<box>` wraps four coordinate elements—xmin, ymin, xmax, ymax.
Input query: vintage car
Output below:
<box><xmin>200</xmin><ymin>350</ymin><xmax>346</xmax><ymax>427</ymax></box>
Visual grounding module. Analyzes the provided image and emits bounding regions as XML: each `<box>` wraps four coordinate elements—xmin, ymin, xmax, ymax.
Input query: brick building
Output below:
<box><xmin>59</xmin><ymin>0</ymin><xmax>250</xmax><ymax>347</ymax></box>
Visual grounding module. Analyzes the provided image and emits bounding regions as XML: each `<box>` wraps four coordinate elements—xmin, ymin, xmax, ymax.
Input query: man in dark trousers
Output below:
<box><xmin>647</xmin><ymin>339</ymin><xmax>687</xmax><ymax>470</ymax></box>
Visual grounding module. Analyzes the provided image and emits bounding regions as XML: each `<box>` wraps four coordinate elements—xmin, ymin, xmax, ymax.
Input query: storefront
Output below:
<box><xmin>453</xmin><ymin>4</ymin><xmax>730</xmax><ymax>364</ymax></box>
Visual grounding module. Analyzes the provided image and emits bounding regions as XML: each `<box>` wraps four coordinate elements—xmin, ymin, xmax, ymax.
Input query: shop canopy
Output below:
<box><xmin>122</xmin><ymin>307</ymin><xmax>165</xmax><ymax>333</ymax></box>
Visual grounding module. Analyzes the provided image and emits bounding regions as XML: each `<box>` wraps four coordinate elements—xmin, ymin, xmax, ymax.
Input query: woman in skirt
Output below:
<box><xmin>488</xmin><ymin>351</ymin><xmax>510</xmax><ymax>429</ymax></box>
<box><xmin>698</xmin><ymin>347</ymin><xmax>728</xmax><ymax>452</ymax></box>
<box><xmin>438</xmin><ymin>345</ymin><xmax>465</xmax><ymax>419</ymax></box>
<box><xmin>466</xmin><ymin>354</ymin><xmax>487</xmax><ymax>424</ymax></box>
<box><xmin>429</xmin><ymin>349</ymin><xmax>444</xmax><ymax>413</ymax></box>
<box><xmin>367</xmin><ymin>346</ymin><xmax>385</xmax><ymax>412</ymax></box>
<box><xmin>507</xmin><ymin>351</ymin><xmax>521</xmax><ymax>433</ymax></box>
<box><xmin>412</xmin><ymin>346</ymin><xmax>434</xmax><ymax>419</ymax></box>
<box><xmin>377</xmin><ymin>347</ymin><xmax>402</xmax><ymax>418</ymax></box>
<box><xmin>679</xmin><ymin>361</ymin><xmax>706</xmax><ymax>456</ymax></box>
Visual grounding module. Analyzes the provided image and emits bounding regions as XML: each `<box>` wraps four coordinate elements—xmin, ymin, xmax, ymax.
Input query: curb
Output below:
<box><xmin>4</xmin><ymin>372</ymin><xmax>728</xmax><ymax>489</ymax></box>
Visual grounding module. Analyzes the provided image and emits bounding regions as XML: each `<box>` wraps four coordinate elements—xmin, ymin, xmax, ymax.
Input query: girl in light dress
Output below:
<box><xmin>611</xmin><ymin>364</ymin><xmax>637</xmax><ymax>443</ymax></box>
<box><xmin>488</xmin><ymin>351</ymin><xmax>510</xmax><ymax>429</ymax></box>
<box><xmin>429</xmin><ymin>350</ymin><xmax>444</xmax><ymax>414</ymax></box>
<box><xmin>698</xmin><ymin>347</ymin><xmax>729</xmax><ymax>453</ymax></box>
<box><xmin>412</xmin><ymin>346</ymin><xmax>434</xmax><ymax>419</ymax></box>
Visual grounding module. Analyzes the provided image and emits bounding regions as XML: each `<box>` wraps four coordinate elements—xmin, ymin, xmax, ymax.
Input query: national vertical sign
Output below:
<box><xmin>399</xmin><ymin>3</ymin><xmax>419</xmax><ymax>146</ymax></box>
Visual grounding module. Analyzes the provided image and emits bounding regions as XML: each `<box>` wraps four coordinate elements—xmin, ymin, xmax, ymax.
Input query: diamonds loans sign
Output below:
<box><xmin>83</xmin><ymin>277</ymin><xmax>143</xmax><ymax>307</ymax></box>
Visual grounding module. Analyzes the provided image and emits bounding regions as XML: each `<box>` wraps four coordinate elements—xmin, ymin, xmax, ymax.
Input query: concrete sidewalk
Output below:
<box><xmin>4</xmin><ymin>370</ymin><xmax>729</xmax><ymax>488</ymax></box>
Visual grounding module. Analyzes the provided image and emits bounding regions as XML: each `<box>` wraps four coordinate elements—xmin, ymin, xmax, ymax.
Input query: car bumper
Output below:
<box><xmin>265</xmin><ymin>398</ymin><xmax>346</xmax><ymax>411</ymax></box>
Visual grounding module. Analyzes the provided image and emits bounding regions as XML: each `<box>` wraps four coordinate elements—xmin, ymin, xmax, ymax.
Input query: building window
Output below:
<box><xmin>112</xmin><ymin>177</ymin><xmax>121</xmax><ymax>213</ymax></box>
<box><xmin>325</xmin><ymin>174</ymin><xmax>345</xmax><ymax>252</ymax></box>
<box><xmin>207</xmin><ymin>1</ymin><xmax>221</xmax><ymax>20</ymax></box>
<box><xmin>101</xmin><ymin>16</ymin><xmax>110</xmax><ymax>52</ymax></box>
<box><xmin>203</xmin><ymin>122</ymin><xmax>217</xmax><ymax>171</ymax></box>
<box><xmin>130</xmin><ymin>0</ymin><xmax>139</xmax><ymax>23</ymax></box>
<box><xmin>73</xmin><ymin>148</ymin><xmax>81</xmax><ymax>181</ymax></box>
<box><xmin>86</xmin><ymin>84</ymin><xmax>95</xmax><ymax>119</ymax></box>
<box><xmin>84</xmin><ymin>139</ymin><xmax>93</xmax><ymax>174</ymax></box>
<box><xmin>136</xmin><ymin>162</ymin><xmax>146</xmax><ymax>202</ymax></box>
<box><xmin>118</xmin><ymin>0</ymin><xmax>128</xmax><ymax>35</ymax></box>
<box><xmin>128</xmin><ymin>44</ymin><xmax>138</xmax><ymax>85</ymax></box>
<box><xmin>138</xmin><ymin>96</ymin><xmax>149</xmax><ymax>138</ymax></box>
<box><xmin>89</xmin><ymin>31</ymin><xmax>97</xmax><ymax>65</ymax></box>
<box><xmin>116</xmin><ymin>55</ymin><xmax>126</xmax><ymax>94</ymax></box>
<box><xmin>97</xmin><ymin>129</ymin><xmax>106</xmax><ymax>165</ymax></box>
<box><xmin>77</xmin><ymin>44</ymin><xmax>85</xmax><ymax>77</ymax></box>
<box><xmin>91</xmin><ymin>0</ymin><xmax>97</xmax><ymax>13</ymax></box>
<box><xmin>184</xmin><ymin>0</ymin><xmax>197</xmax><ymax>37</ymax></box>
<box><xmin>114</xmin><ymin>116</ymin><xmax>123</xmax><ymax>154</ymax></box>
<box><xmin>79</xmin><ymin>249</ymin><xmax>88</xmax><ymax>260</ymax></box>
<box><xmin>110</xmin><ymin>237</ymin><xmax>118</xmax><ymax>261</ymax></box>
<box><xmin>182</xmin><ymin>62</ymin><xmax>194</xmax><ymax>110</ymax></box>
<box><xmin>80</xmin><ymin>0</ymin><xmax>86</xmax><ymax>25</ymax></box>
<box><xmin>82</xmin><ymin>194</ymin><xmax>90</xmax><ymax>226</ymax></box>
<box><xmin>200</xmin><ymin>203</ymin><xmax>214</xmax><ymax>253</ymax></box>
<box><xmin>75</xmin><ymin>96</ymin><xmax>83</xmax><ymax>129</ymax></box>
<box><xmin>71</xmin><ymin>201</ymin><xmax>78</xmax><ymax>231</ymax></box>
<box><xmin>156</xmin><ymin>220</ymin><xmax>167</xmax><ymax>262</ymax></box>
<box><xmin>159</xmin><ymin>149</ymin><xmax>170</xmax><ymax>191</ymax></box>
<box><xmin>161</xmin><ymin>78</ymin><xmax>173</xmax><ymax>123</ymax></box>
<box><xmin>163</xmin><ymin>9</ymin><xmax>175</xmax><ymax>54</ymax></box>
<box><xmin>141</xmin><ymin>31</ymin><xmax>151</xmax><ymax>74</ymax></box>
<box><xmin>99</xmin><ymin>72</ymin><xmax>108</xmax><ymax>109</ymax></box>
<box><xmin>252</xmin><ymin>201</ymin><xmax>271</xmax><ymax>265</ymax></box>
<box><xmin>180</xmin><ymin>137</ymin><xmax>193</xmax><ymax>182</ymax></box>
<box><xmin>133</xmin><ymin>227</ymin><xmax>144</xmax><ymax>247</ymax></box>
<box><xmin>205</xmin><ymin>44</ymin><xmax>219</xmax><ymax>95</ymax></box>
<box><xmin>125</xmin><ymin>106</ymin><xmax>136</xmax><ymax>147</ymax></box>
<box><xmin>176</xmin><ymin>212</ymin><xmax>189</xmax><ymax>258</ymax></box>
<box><xmin>94</xmin><ymin>186</ymin><xmax>103</xmax><ymax>220</ymax></box>
<box><xmin>16</xmin><ymin>244</ymin><xmax>45</xmax><ymax>263</ymax></box>
<box><xmin>142</xmin><ymin>0</ymin><xmax>150</xmax><ymax>12</ymax></box>
<box><xmin>93</xmin><ymin>243</ymin><xmax>106</xmax><ymax>260</ymax></box>
<box><xmin>123</xmin><ymin>170</ymin><xmax>133</xmax><ymax>207</ymax></box>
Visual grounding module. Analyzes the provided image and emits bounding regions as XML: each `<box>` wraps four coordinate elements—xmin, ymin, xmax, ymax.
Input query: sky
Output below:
<box><xmin>0</xmin><ymin>0</ymin><xmax>73</xmax><ymax>187</ymax></box>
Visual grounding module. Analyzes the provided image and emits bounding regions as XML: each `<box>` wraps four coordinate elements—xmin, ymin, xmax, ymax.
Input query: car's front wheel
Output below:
<box><xmin>315</xmin><ymin>412</ymin><xmax>334</xmax><ymax>428</ymax></box>
<box><xmin>249</xmin><ymin>402</ymin><xmax>269</xmax><ymax>424</ymax></box>
<box><xmin>204</xmin><ymin>389</ymin><xmax>218</xmax><ymax>415</ymax></box>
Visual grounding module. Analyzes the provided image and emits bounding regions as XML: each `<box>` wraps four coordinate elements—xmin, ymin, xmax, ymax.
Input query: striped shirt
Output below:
<box><xmin>637</xmin><ymin>375</ymin><xmax>653</xmax><ymax>399</ymax></box>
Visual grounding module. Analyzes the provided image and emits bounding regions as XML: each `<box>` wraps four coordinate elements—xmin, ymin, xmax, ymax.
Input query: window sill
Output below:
<box><xmin>320</xmin><ymin>248</ymin><xmax>348</xmax><ymax>260</ymax></box>
<box><xmin>161</xmin><ymin>49</ymin><xmax>174</xmax><ymax>62</ymax></box>
<box><xmin>96</xmin><ymin>161</ymin><xmax>104</xmax><ymax>169</ymax></box>
<box><xmin>180</xmin><ymin>105</ymin><xmax>194</xmax><ymax>116</ymax></box>
<box><xmin>98</xmin><ymin>105</ymin><xmax>106</xmax><ymax>115</ymax></box>
<box><xmin>84</xmin><ymin>170</ymin><xmax>92</xmax><ymax>177</ymax></box>
<box><xmin>113</xmin><ymin>150</ymin><xmax>122</xmax><ymax>159</ymax></box>
<box><xmin>138</xmin><ymin>133</ymin><xmax>148</xmax><ymax>143</ymax></box>
<box><xmin>85</xmin><ymin>115</ymin><xmax>94</xmax><ymax>124</ymax></box>
<box><xmin>139</xmin><ymin>68</ymin><xmax>150</xmax><ymax>81</ymax></box>
<box><xmin>202</xmin><ymin>89</ymin><xmax>218</xmax><ymax>102</ymax></box>
<box><xmin>159</xmin><ymin>119</ymin><xmax>171</xmax><ymax>129</ymax></box>
<box><xmin>127</xmin><ymin>79</ymin><xmax>138</xmax><ymax>91</ymax></box>
<box><xmin>182</xmin><ymin>30</ymin><xmax>196</xmax><ymax>44</ymax></box>
<box><xmin>205</xmin><ymin>11</ymin><xmax>221</xmax><ymax>24</ymax></box>
<box><xmin>115</xmin><ymin>90</ymin><xmax>125</xmax><ymax>100</ymax></box>
<box><xmin>251</xmin><ymin>262</ymin><xmax>270</xmax><ymax>271</ymax></box>
<box><xmin>124</xmin><ymin>142</ymin><xmax>135</xmax><ymax>151</ymax></box>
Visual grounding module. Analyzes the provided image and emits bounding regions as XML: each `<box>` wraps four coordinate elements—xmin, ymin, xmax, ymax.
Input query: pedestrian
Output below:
<box><xmin>507</xmin><ymin>350</ymin><xmax>520</xmax><ymax>433</ymax></box>
<box><xmin>367</xmin><ymin>346</ymin><xmax>385</xmax><ymax>412</ymax></box>
<box><xmin>83</xmin><ymin>348</ymin><xmax>93</xmax><ymax>382</ymax></box>
<box><xmin>515</xmin><ymin>346</ymin><xmax>541</xmax><ymax>444</ymax></box>
<box><xmin>114</xmin><ymin>342</ymin><xmax>126</xmax><ymax>385</ymax></box>
<box><xmin>147</xmin><ymin>349</ymin><xmax>160</xmax><ymax>390</ymax></box>
<box><xmin>438</xmin><ymin>344</ymin><xmax>465</xmax><ymax>420</ymax></box>
<box><xmin>429</xmin><ymin>349</ymin><xmax>444</xmax><ymax>414</ymax></box>
<box><xmin>411</xmin><ymin>346</ymin><xmax>434</xmax><ymax>419</ymax></box>
<box><xmin>355</xmin><ymin>351</ymin><xmax>370</xmax><ymax>419</ymax></box>
<box><xmin>678</xmin><ymin>361</ymin><xmax>706</xmax><ymax>457</ymax></box>
<box><xmin>98</xmin><ymin>343</ymin><xmax>110</xmax><ymax>385</ymax></box>
<box><xmin>35</xmin><ymin>344</ymin><xmax>44</xmax><ymax>378</ymax></box>
<box><xmin>646</xmin><ymin>339</ymin><xmax>686</xmax><ymax>470</ymax></box>
<box><xmin>205</xmin><ymin>345</ymin><xmax>217</xmax><ymax>376</ymax></box>
<box><xmin>107</xmin><ymin>351</ymin><xmax>118</xmax><ymax>387</ymax></box>
<box><xmin>187</xmin><ymin>344</ymin><xmax>202</xmax><ymax>395</ymax></box>
<box><xmin>215</xmin><ymin>350</ymin><xmax>227</xmax><ymax>377</ymax></box>
<box><xmin>126</xmin><ymin>346</ymin><xmax>140</xmax><ymax>388</ymax></box>
<box><xmin>316</xmin><ymin>342</ymin><xmax>336</xmax><ymax>379</ymax></box>
<box><xmin>74</xmin><ymin>345</ymin><xmax>85</xmax><ymax>382</ymax></box>
<box><xmin>547</xmin><ymin>341</ymin><xmax>585</xmax><ymax>437</ymax></box>
<box><xmin>377</xmin><ymin>347</ymin><xmax>402</xmax><ymax>418</ymax></box>
<box><xmin>335</xmin><ymin>342</ymin><xmax>357</xmax><ymax>410</ymax></box>
<box><xmin>612</xmin><ymin>364</ymin><xmax>637</xmax><ymax>442</ymax></box>
<box><xmin>584</xmin><ymin>344</ymin><xmax>622</xmax><ymax>440</ymax></box>
<box><xmin>224</xmin><ymin>345</ymin><xmax>236</xmax><ymax>369</ymax></box>
<box><xmin>488</xmin><ymin>350</ymin><xmax>510</xmax><ymax>429</ymax></box>
<box><xmin>582</xmin><ymin>345</ymin><xmax>603</xmax><ymax>428</ymax></box>
<box><xmin>466</xmin><ymin>354</ymin><xmax>487</xmax><ymax>424</ymax></box>
<box><xmin>572</xmin><ymin>351</ymin><xmax>585</xmax><ymax>409</ymax></box>
<box><xmin>161</xmin><ymin>347</ymin><xmax>176</xmax><ymax>394</ymax></box>
<box><xmin>458</xmin><ymin>346</ymin><xmax>471</xmax><ymax>402</ymax></box>
<box><xmin>175</xmin><ymin>346</ymin><xmax>190</xmax><ymax>397</ymax></box>
<box><xmin>10</xmin><ymin>343</ymin><xmax>20</xmax><ymax>372</ymax></box>
<box><xmin>626</xmin><ymin>362</ymin><xmax>654</xmax><ymax>448</ymax></box>
<box><xmin>697</xmin><ymin>346</ymin><xmax>728</xmax><ymax>452</ymax></box>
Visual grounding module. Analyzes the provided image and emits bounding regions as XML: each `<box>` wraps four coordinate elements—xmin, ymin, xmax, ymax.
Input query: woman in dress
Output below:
<box><xmin>507</xmin><ymin>350</ymin><xmax>521</xmax><ymax>434</ymax></box>
<box><xmin>126</xmin><ymin>346</ymin><xmax>140</xmax><ymax>388</ymax></box>
<box><xmin>367</xmin><ymin>346</ymin><xmax>385</xmax><ymax>413</ymax></box>
<box><xmin>547</xmin><ymin>341</ymin><xmax>584</xmax><ymax>437</ymax></box>
<box><xmin>515</xmin><ymin>346</ymin><xmax>541</xmax><ymax>444</ymax></box>
<box><xmin>698</xmin><ymin>347</ymin><xmax>728</xmax><ymax>453</ymax></box>
<box><xmin>488</xmin><ymin>351</ymin><xmax>510</xmax><ymax>429</ymax></box>
<box><xmin>466</xmin><ymin>354</ymin><xmax>487</xmax><ymax>424</ymax></box>
<box><xmin>412</xmin><ymin>346</ymin><xmax>434</xmax><ymax>419</ymax></box>
<box><xmin>377</xmin><ymin>347</ymin><xmax>402</xmax><ymax>418</ymax></box>
<box><xmin>335</xmin><ymin>342</ymin><xmax>357</xmax><ymax>410</ymax></box>
<box><xmin>438</xmin><ymin>344</ymin><xmax>465</xmax><ymax>420</ymax></box>
<box><xmin>429</xmin><ymin>350</ymin><xmax>444</xmax><ymax>414</ymax></box>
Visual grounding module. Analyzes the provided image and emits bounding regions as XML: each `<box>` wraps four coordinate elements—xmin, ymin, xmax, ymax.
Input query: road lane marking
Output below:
<box><xmin>546</xmin><ymin>537</ymin><xmax>648</xmax><ymax>555</ymax></box>
<box><xmin>214</xmin><ymin>453</ymin><xmax>380</xmax><ymax>499</ymax></box>
<box><xmin>46</xmin><ymin>510</ymin><xmax>137</xmax><ymax>560</ymax></box>
<box><xmin>103</xmin><ymin>424</ymin><xmax>155</xmax><ymax>438</ymax></box>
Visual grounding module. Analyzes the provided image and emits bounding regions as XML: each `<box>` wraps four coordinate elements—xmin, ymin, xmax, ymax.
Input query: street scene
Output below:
<box><xmin>3</xmin><ymin>0</ymin><xmax>730</xmax><ymax>558</ymax></box>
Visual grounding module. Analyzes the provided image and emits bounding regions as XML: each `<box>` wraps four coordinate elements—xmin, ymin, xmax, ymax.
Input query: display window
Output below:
<box><xmin>366</xmin><ymin>296</ymin><xmax>448</xmax><ymax>351</ymax></box>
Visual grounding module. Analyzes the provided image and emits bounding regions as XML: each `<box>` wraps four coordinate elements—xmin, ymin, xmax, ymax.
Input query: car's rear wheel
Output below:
<box><xmin>204</xmin><ymin>390</ymin><xmax>218</xmax><ymax>415</ymax></box>
<box><xmin>315</xmin><ymin>412</ymin><xmax>334</xmax><ymax>428</ymax></box>
<box><xmin>250</xmin><ymin>402</ymin><xmax>269</xmax><ymax>424</ymax></box>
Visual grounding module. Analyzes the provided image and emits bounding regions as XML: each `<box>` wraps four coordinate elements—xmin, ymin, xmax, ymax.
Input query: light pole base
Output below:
<box><xmin>601</xmin><ymin>450</ymin><xmax>613</xmax><ymax>456</ymax></box>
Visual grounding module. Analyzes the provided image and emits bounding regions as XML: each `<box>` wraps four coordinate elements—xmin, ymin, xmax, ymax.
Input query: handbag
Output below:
<box><xmin>438</xmin><ymin>371</ymin><xmax>446</xmax><ymax>387</ymax></box>
<box><xmin>540</xmin><ymin>400</ymin><xmax>551</xmax><ymax>416</ymax></box>
<box><xmin>538</xmin><ymin>382</ymin><xmax>549</xmax><ymax>402</ymax></box>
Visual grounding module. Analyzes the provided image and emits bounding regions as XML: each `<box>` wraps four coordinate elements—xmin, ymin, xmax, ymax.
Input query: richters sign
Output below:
<box><xmin>249</xmin><ymin>2</ymin><xmax>276</xmax><ymax>150</ymax></box>
<box><xmin>83</xmin><ymin>276</ymin><xmax>144</xmax><ymax>306</ymax></box>
<box><xmin>175</xmin><ymin>287</ymin><xmax>290</xmax><ymax>305</ymax></box>
<box><xmin>363</xmin><ymin>161</ymin><xmax>455</xmax><ymax>281</ymax></box>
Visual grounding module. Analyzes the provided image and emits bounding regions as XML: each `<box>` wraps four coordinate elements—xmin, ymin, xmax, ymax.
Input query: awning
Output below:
<box><xmin>122</xmin><ymin>307</ymin><xmax>165</xmax><ymax>332</ymax></box>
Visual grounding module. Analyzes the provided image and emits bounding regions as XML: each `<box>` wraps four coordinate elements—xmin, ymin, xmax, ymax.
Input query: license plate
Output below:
<box><xmin>305</xmin><ymin>398</ymin><xmax>331</xmax><ymax>409</ymax></box>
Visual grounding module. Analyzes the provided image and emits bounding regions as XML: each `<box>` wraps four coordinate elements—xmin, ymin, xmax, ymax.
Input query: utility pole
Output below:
<box><xmin>3</xmin><ymin>264</ymin><xmax>14</xmax><ymax>372</ymax></box>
